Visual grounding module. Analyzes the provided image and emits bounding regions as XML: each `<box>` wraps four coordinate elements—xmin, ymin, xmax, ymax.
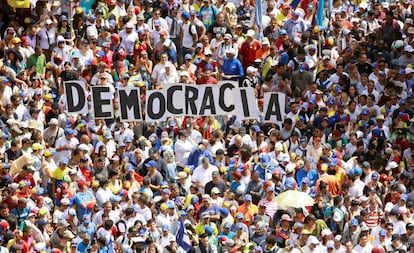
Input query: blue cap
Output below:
<box><xmin>236</xmin><ymin>212</ymin><xmax>244</xmax><ymax>219</ymax></box>
<box><xmin>125</xmin><ymin>136</ymin><xmax>132</xmax><ymax>142</ymax></box>
<box><xmin>167</xmin><ymin>201</ymin><xmax>175</xmax><ymax>209</ymax></box>
<box><xmin>154</xmin><ymin>20</ymin><xmax>161</xmax><ymax>26</ymax></box>
<box><xmin>59</xmin><ymin>15</ymin><xmax>68</xmax><ymax>22</ymax></box>
<box><xmin>361</xmin><ymin>108</ymin><xmax>369</xmax><ymax>115</ymax></box>
<box><xmin>162</xmin><ymin>224</ymin><xmax>169</xmax><ymax>231</ymax></box>
<box><xmin>126</xmin><ymin>163</ymin><xmax>134</xmax><ymax>172</ymax></box>
<box><xmin>400</xmin><ymin>99</ymin><xmax>407</xmax><ymax>105</ymax></box>
<box><xmin>89</xmin><ymin>14</ymin><xmax>96</xmax><ymax>21</ymax></box>
<box><xmin>96</xmin><ymin>50</ymin><xmax>105</xmax><ymax>58</ymax></box>
<box><xmin>351</xmin><ymin>218</ymin><xmax>359</xmax><ymax>226</ymax></box>
<box><xmin>64</xmin><ymin>128</ymin><xmax>74</xmax><ymax>135</ymax></box>
<box><xmin>162</xmin><ymin>188</ymin><xmax>171</xmax><ymax>195</ymax></box>
<box><xmin>255</xmin><ymin>246</ymin><xmax>263</xmax><ymax>252</ymax></box>
<box><xmin>179</xmin><ymin>210</ymin><xmax>187</xmax><ymax>217</ymax></box>
<box><xmin>72</xmin><ymin>50</ymin><xmax>81</xmax><ymax>58</ymax></box>
<box><xmin>261</xmin><ymin>154</ymin><xmax>270</xmax><ymax>166</ymax></box>
<box><xmin>137</xmin><ymin>29</ymin><xmax>145</xmax><ymax>35</ymax></box>
<box><xmin>379</xmin><ymin>229</ymin><xmax>386</xmax><ymax>236</ymax></box>
<box><xmin>280</xmin><ymin>52</ymin><xmax>289</xmax><ymax>64</ymax></box>
<box><xmin>1</xmin><ymin>77</ymin><xmax>9</xmax><ymax>83</ymax></box>
<box><xmin>219</xmin><ymin>207</ymin><xmax>229</xmax><ymax>216</ymax></box>
<box><xmin>35</xmin><ymin>88</ymin><xmax>42</xmax><ymax>95</ymax></box>
<box><xmin>182</xmin><ymin>11</ymin><xmax>190</xmax><ymax>19</ymax></box>
<box><xmin>145</xmin><ymin>160</ymin><xmax>157</xmax><ymax>168</ymax></box>
<box><xmin>284</xmin><ymin>177</ymin><xmax>295</xmax><ymax>189</ymax></box>
<box><xmin>185</xmin><ymin>54</ymin><xmax>192</xmax><ymax>60</ymax></box>
<box><xmin>279</xmin><ymin>29</ymin><xmax>287</xmax><ymax>35</ymax></box>
<box><xmin>224</xmin><ymin>222</ymin><xmax>231</xmax><ymax>229</ymax></box>
<box><xmin>83</xmin><ymin>214</ymin><xmax>91</xmax><ymax>220</ymax></box>
<box><xmin>105</xmin><ymin>133</ymin><xmax>113</xmax><ymax>139</ymax></box>
<box><xmin>204</xmin><ymin>225</ymin><xmax>213</xmax><ymax>235</ymax></box>
<box><xmin>354</xmin><ymin>166</ymin><xmax>362</xmax><ymax>175</ymax></box>
<box><xmin>110</xmin><ymin>195</ymin><xmax>122</xmax><ymax>202</ymax></box>
<box><xmin>245</xmin><ymin>194</ymin><xmax>252</xmax><ymax>201</ymax></box>
<box><xmin>123</xmin><ymin>73</ymin><xmax>130</xmax><ymax>79</ymax></box>
<box><xmin>347</xmin><ymin>169</ymin><xmax>354</xmax><ymax>175</ymax></box>
<box><xmin>401</xmin><ymin>194</ymin><xmax>408</xmax><ymax>201</ymax></box>
<box><xmin>301</xmin><ymin>177</ymin><xmax>310</xmax><ymax>185</ymax></box>
<box><xmin>286</xmin><ymin>239</ymin><xmax>295</xmax><ymax>248</ymax></box>
<box><xmin>109</xmin><ymin>20</ymin><xmax>116</xmax><ymax>27</ymax></box>
<box><xmin>251</xmin><ymin>125</ymin><xmax>261</xmax><ymax>133</ymax></box>
<box><xmin>267</xmin><ymin>185</ymin><xmax>275</xmax><ymax>192</ymax></box>
<box><xmin>372</xmin><ymin>128</ymin><xmax>381</xmax><ymax>136</ymax></box>
<box><xmin>61</xmin><ymin>158</ymin><xmax>69</xmax><ymax>164</ymax></box>
<box><xmin>68</xmin><ymin>209</ymin><xmax>76</xmax><ymax>216</ymax></box>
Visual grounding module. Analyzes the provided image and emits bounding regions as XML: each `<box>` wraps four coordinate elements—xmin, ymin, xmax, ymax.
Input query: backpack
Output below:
<box><xmin>115</xmin><ymin>219</ymin><xmax>127</xmax><ymax>238</ymax></box>
<box><xmin>188</xmin><ymin>22</ymin><xmax>202</xmax><ymax>39</ymax></box>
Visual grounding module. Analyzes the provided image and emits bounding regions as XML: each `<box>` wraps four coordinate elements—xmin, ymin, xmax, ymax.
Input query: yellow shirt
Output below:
<box><xmin>52</xmin><ymin>166</ymin><xmax>69</xmax><ymax>180</ymax></box>
<box><xmin>195</xmin><ymin>222</ymin><xmax>218</xmax><ymax>236</ymax></box>
<box><xmin>276</xmin><ymin>13</ymin><xmax>288</xmax><ymax>24</ymax></box>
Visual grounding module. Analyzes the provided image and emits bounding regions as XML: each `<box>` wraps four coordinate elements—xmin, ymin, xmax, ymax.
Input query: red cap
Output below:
<box><xmin>281</xmin><ymin>3</ymin><xmax>290</xmax><ymax>9</ymax></box>
<box><xmin>135</xmin><ymin>6</ymin><xmax>140</xmax><ymax>15</ymax></box>
<box><xmin>52</xmin><ymin>249</ymin><xmax>62</xmax><ymax>253</ymax></box>
<box><xmin>87</xmin><ymin>203</ymin><xmax>95</xmax><ymax>210</ymax></box>
<box><xmin>21</xmin><ymin>36</ymin><xmax>29</xmax><ymax>46</ymax></box>
<box><xmin>1</xmin><ymin>220</ymin><xmax>9</xmax><ymax>230</ymax></box>
<box><xmin>78</xmin><ymin>180</ymin><xmax>87</xmax><ymax>188</ymax></box>
<box><xmin>159</xmin><ymin>30</ymin><xmax>168</xmax><ymax>36</ymax></box>
<box><xmin>380</xmin><ymin>174</ymin><xmax>391</xmax><ymax>182</ymax></box>
<box><xmin>111</xmin><ymin>34</ymin><xmax>120</xmax><ymax>41</ymax></box>
<box><xmin>313</xmin><ymin>137</ymin><xmax>321</xmax><ymax>142</ymax></box>
<box><xmin>332</xmin><ymin>130</ymin><xmax>341</xmax><ymax>137</ymax></box>
<box><xmin>371</xmin><ymin>248</ymin><xmax>386</xmax><ymax>253</ymax></box>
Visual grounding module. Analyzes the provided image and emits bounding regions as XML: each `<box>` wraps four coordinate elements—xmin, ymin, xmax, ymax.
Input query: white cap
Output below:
<box><xmin>45</xmin><ymin>19</ymin><xmax>53</xmax><ymax>25</ymax></box>
<box><xmin>327</xmin><ymin>240</ymin><xmax>335</xmax><ymax>248</ymax></box>
<box><xmin>61</xmin><ymin>198</ymin><xmax>70</xmax><ymax>205</ymax></box>
<box><xmin>246</xmin><ymin>29</ymin><xmax>255</xmax><ymax>37</ymax></box>
<box><xmin>49</xmin><ymin>118</ymin><xmax>59</xmax><ymax>125</ymax></box>
<box><xmin>404</xmin><ymin>45</ymin><xmax>414</xmax><ymax>52</ymax></box>
<box><xmin>225</xmin><ymin>48</ymin><xmax>236</xmax><ymax>55</ymax></box>
<box><xmin>78</xmin><ymin>144</ymin><xmax>90</xmax><ymax>152</ymax></box>
<box><xmin>321</xmin><ymin>228</ymin><xmax>332</xmax><ymax>237</ymax></box>
<box><xmin>285</xmin><ymin>163</ymin><xmax>296</xmax><ymax>173</ymax></box>
<box><xmin>334</xmin><ymin>235</ymin><xmax>342</xmax><ymax>241</ymax></box>
<box><xmin>270</xmin><ymin>60</ymin><xmax>278</xmax><ymax>67</ymax></box>
<box><xmin>179</xmin><ymin>71</ymin><xmax>190</xmax><ymax>77</ymax></box>
<box><xmin>246</xmin><ymin>66</ymin><xmax>258</xmax><ymax>74</ymax></box>
<box><xmin>126</xmin><ymin>22</ymin><xmax>134</xmax><ymax>29</ymax></box>
<box><xmin>406</xmin><ymin>68</ymin><xmax>414</xmax><ymax>74</ymax></box>
<box><xmin>261</xmin><ymin>37</ymin><xmax>270</xmax><ymax>45</ymax></box>
<box><xmin>308</xmin><ymin>236</ymin><xmax>319</xmax><ymax>245</ymax></box>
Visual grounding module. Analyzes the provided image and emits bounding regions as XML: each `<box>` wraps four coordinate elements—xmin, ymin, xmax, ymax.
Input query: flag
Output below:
<box><xmin>7</xmin><ymin>0</ymin><xmax>30</xmax><ymax>8</ymax></box>
<box><xmin>108</xmin><ymin>238</ymin><xmax>115</xmax><ymax>253</ymax></box>
<box><xmin>316</xmin><ymin>0</ymin><xmax>325</xmax><ymax>26</ymax></box>
<box><xmin>176</xmin><ymin>218</ymin><xmax>191</xmax><ymax>251</ymax></box>
<box><xmin>256</xmin><ymin>0</ymin><xmax>263</xmax><ymax>40</ymax></box>
<box><xmin>291</xmin><ymin>0</ymin><xmax>301</xmax><ymax>9</ymax></box>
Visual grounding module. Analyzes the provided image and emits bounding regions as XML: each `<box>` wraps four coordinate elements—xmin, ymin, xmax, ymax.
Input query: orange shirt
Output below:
<box><xmin>316</xmin><ymin>174</ymin><xmax>339</xmax><ymax>197</ymax></box>
<box><xmin>256</xmin><ymin>47</ymin><xmax>270</xmax><ymax>60</ymax></box>
<box><xmin>238</xmin><ymin>203</ymin><xmax>258</xmax><ymax>225</ymax></box>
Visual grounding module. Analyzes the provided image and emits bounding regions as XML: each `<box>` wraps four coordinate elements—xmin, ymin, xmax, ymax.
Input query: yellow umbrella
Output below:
<box><xmin>273</xmin><ymin>190</ymin><xmax>315</xmax><ymax>208</ymax></box>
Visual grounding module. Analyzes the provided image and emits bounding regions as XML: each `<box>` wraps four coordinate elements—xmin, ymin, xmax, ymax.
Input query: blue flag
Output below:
<box><xmin>256</xmin><ymin>0</ymin><xmax>263</xmax><ymax>40</ymax></box>
<box><xmin>290</xmin><ymin>0</ymin><xmax>301</xmax><ymax>9</ymax></box>
<box><xmin>316</xmin><ymin>0</ymin><xmax>325</xmax><ymax>26</ymax></box>
<box><xmin>108</xmin><ymin>238</ymin><xmax>115</xmax><ymax>253</ymax></box>
<box><xmin>176</xmin><ymin>218</ymin><xmax>191</xmax><ymax>251</ymax></box>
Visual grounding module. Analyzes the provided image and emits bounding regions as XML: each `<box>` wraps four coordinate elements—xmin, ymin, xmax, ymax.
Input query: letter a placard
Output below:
<box><xmin>263</xmin><ymin>92</ymin><xmax>286</xmax><ymax>124</ymax></box>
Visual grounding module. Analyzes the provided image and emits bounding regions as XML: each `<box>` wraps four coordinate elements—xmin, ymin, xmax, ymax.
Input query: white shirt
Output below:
<box><xmin>147</xmin><ymin>17</ymin><xmax>169</xmax><ymax>32</ymax></box>
<box><xmin>182</xmin><ymin>22</ymin><xmax>197</xmax><ymax>48</ymax></box>
<box><xmin>55</xmin><ymin>136</ymin><xmax>79</xmax><ymax>163</ymax></box>
<box><xmin>353</xmin><ymin>244</ymin><xmax>373</xmax><ymax>253</ymax></box>
<box><xmin>95</xmin><ymin>187</ymin><xmax>112</xmax><ymax>209</ymax></box>
<box><xmin>38</xmin><ymin>27</ymin><xmax>56</xmax><ymax>50</ymax></box>
<box><xmin>192</xmin><ymin>164</ymin><xmax>219</xmax><ymax>193</ymax></box>
<box><xmin>119</xmin><ymin>30</ymin><xmax>139</xmax><ymax>55</ymax></box>
<box><xmin>175</xmin><ymin>139</ymin><xmax>193</xmax><ymax>167</ymax></box>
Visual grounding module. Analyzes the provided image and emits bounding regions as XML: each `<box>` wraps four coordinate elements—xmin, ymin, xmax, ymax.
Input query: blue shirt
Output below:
<box><xmin>223</xmin><ymin>58</ymin><xmax>244</xmax><ymax>80</ymax></box>
<box><xmin>296</xmin><ymin>168</ymin><xmax>319</xmax><ymax>187</ymax></box>
<box><xmin>75</xmin><ymin>190</ymin><xmax>95</xmax><ymax>220</ymax></box>
<box><xmin>11</xmin><ymin>206</ymin><xmax>30</xmax><ymax>224</ymax></box>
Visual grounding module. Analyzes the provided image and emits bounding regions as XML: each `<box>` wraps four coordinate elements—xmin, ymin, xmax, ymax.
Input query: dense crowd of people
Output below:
<box><xmin>0</xmin><ymin>0</ymin><xmax>413</xmax><ymax>252</ymax></box>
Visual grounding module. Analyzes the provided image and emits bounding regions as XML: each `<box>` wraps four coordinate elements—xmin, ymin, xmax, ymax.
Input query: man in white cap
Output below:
<box><xmin>222</xmin><ymin>48</ymin><xmax>244</xmax><ymax>81</ymax></box>
<box><xmin>239</xmin><ymin>29</ymin><xmax>261</xmax><ymax>69</ymax></box>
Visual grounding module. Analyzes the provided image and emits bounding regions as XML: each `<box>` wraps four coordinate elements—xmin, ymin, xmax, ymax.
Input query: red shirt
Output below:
<box><xmin>240</xmin><ymin>40</ymin><xmax>261</xmax><ymax>69</ymax></box>
<box><xmin>196</xmin><ymin>76</ymin><xmax>217</xmax><ymax>85</ymax></box>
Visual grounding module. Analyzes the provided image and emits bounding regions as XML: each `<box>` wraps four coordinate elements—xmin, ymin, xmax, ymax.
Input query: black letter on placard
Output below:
<box><xmin>118</xmin><ymin>89</ymin><xmax>141</xmax><ymax>121</ymax></box>
<box><xmin>65</xmin><ymin>82</ymin><xmax>86</xmax><ymax>112</ymax></box>
<box><xmin>147</xmin><ymin>92</ymin><xmax>166</xmax><ymax>120</ymax></box>
<box><xmin>92</xmin><ymin>86</ymin><xmax>112</xmax><ymax>118</ymax></box>
<box><xmin>219</xmin><ymin>82</ymin><xmax>235</xmax><ymax>112</ymax></box>
<box><xmin>240</xmin><ymin>89</ymin><xmax>250</xmax><ymax>118</ymax></box>
<box><xmin>199</xmin><ymin>86</ymin><xmax>216</xmax><ymax>115</ymax></box>
<box><xmin>167</xmin><ymin>86</ymin><xmax>183</xmax><ymax>115</ymax></box>
<box><xmin>264</xmin><ymin>93</ymin><xmax>282</xmax><ymax>121</ymax></box>
<box><xmin>185</xmin><ymin>86</ymin><xmax>198</xmax><ymax>115</ymax></box>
